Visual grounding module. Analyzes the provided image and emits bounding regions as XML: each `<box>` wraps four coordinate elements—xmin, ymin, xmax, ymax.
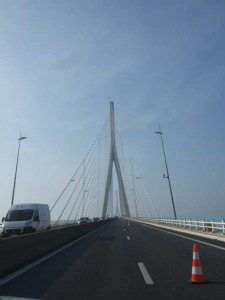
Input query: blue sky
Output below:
<box><xmin>0</xmin><ymin>0</ymin><xmax>225</xmax><ymax>219</ymax></box>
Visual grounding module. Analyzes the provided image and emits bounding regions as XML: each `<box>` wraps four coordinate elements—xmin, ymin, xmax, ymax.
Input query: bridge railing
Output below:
<box><xmin>50</xmin><ymin>220</ymin><xmax>78</xmax><ymax>228</ymax></box>
<box><xmin>133</xmin><ymin>218</ymin><xmax>225</xmax><ymax>235</ymax></box>
<box><xmin>0</xmin><ymin>219</ymin><xmax>92</xmax><ymax>230</ymax></box>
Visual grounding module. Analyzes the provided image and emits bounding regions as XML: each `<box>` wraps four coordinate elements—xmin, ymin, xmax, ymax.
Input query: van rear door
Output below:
<box><xmin>33</xmin><ymin>209</ymin><xmax>40</xmax><ymax>231</ymax></box>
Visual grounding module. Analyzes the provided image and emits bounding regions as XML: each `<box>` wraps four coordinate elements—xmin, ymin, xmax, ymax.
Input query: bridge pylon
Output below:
<box><xmin>102</xmin><ymin>102</ymin><xmax>130</xmax><ymax>217</ymax></box>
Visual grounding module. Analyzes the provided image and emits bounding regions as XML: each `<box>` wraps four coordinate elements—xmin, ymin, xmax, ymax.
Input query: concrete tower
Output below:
<box><xmin>102</xmin><ymin>102</ymin><xmax>130</xmax><ymax>217</ymax></box>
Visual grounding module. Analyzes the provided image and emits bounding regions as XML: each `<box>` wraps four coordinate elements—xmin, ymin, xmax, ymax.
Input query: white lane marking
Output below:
<box><xmin>142</xmin><ymin>224</ymin><xmax>225</xmax><ymax>252</ymax></box>
<box><xmin>138</xmin><ymin>262</ymin><xmax>154</xmax><ymax>285</ymax></box>
<box><xmin>0</xmin><ymin>223</ymin><xmax>108</xmax><ymax>287</ymax></box>
<box><xmin>124</xmin><ymin>229</ymin><xmax>126</xmax><ymax>231</ymax></box>
<box><xmin>127</xmin><ymin>236</ymin><xmax>131</xmax><ymax>240</ymax></box>
<box><xmin>0</xmin><ymin>297</ymin><xmax>37</xmax><ymax>300</ymax></box>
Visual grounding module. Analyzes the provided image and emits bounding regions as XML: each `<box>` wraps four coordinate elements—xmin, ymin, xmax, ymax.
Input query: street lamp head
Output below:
<box><xmin>18</xmin><ymin>136</ymin><xmax>27</xmax><ymax>141</ymax></box>
<box><xmin>154</xmin><ymin>130</ymin><xmax>163</xmax><ymax>135</ymax></box>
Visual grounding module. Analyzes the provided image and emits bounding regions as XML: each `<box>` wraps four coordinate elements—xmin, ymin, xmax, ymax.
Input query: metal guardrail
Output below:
<box><xmin>0</xmin><ymin>219</ymin><xmax>102</xmax><ymax>230</ymax></box>
<box><xmin>133</xmin><ymin>218</ymin><xmax>225</xmax><ymax>234</ymax></box>
<box><xmin>50</xmin><ymin>220</ymin><xmax>78</xmax><ymax>228</ymax></box>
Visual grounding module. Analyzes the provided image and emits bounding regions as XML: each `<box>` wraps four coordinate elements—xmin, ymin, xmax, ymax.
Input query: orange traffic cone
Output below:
<box><xmin>191</xmin><ymin>244</ymin><xmax>205</xmax><ymax>283</ymax></box>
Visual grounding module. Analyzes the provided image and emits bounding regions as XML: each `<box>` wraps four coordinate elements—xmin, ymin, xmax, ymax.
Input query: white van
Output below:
<box><xmin>1</xmin><ymin>203</ymin><xmax>51</xmax><ymax>237</ymax></box>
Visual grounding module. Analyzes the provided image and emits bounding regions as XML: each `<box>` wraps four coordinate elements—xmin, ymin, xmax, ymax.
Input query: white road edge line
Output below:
<box><xmin>0</xmin><ymin>223</ymin><xmax>108</xmax><ymax>287</ymax></box>
<box><xmin>138</xmin><ymin>262</ymin><xmax>154</xmax><ymax>285</ymax></box>
<box><xmin>141</xmin><ymin>223</ymin><xmax>225</xmax><ymax>251</ymax></box>
<box><xmin>127</xmin><ymin>236</ymin><xmax>131</xmax><ymax>240</ymax></box>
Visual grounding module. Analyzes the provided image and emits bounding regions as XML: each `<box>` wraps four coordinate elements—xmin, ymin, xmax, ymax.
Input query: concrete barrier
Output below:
<box><xmin>130</xmin><ymin>219</ymin><xmax>225</xmax><ymax>243</ymax></box>
<box><xmin>0</xmin><ymin>220</ymin><xmax>110</xmax><ymax>278</ymax></box>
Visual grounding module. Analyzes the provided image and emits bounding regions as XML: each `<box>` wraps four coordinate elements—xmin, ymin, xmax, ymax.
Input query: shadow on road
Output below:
<box><xmin>206</xmin><ymin>280</ymin><xmax>225</xmax><ymax>285</ymax></box>
<box><xmin>98</xmin><ymin>236</ymin><xmax>116</xmax><ymax>241</ymax></box>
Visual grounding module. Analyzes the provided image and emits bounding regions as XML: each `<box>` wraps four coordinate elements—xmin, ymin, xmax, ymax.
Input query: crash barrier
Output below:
<box><xmin>50</xmin><ymin>220</ymin><xmax>78</xmax><ymax>228</ymax></box>
<box><xmin>131</xmin><ymin>217</ymin><xmax>225</xmax><ymax>234</ymax></box>
<box><xmin>0</xmin><ymin>219</ymin><xmax>110</xmax><ymax>278</ymax></box>
<box><xmin>0</xmin><ymin>220</ymin><xmax>79</xmax><ymax>231</ymax></box>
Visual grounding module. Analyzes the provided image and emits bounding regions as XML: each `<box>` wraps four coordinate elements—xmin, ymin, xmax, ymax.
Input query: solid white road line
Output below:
<box><xmin>0</xmin><ymin>297</ymin><xmax>37</xmax><ymax>300</ymax></box>
<box><xmin>138</xmin><ymin>262</ymin><xmax>154</xmax><ymax>285</ymax></box>
<box><xmin>127</xmin><ymin>236</ymin><xmax>131</xmax><ymax>240</ymax></box>
<box><xmin>0</xmin><ymin>223</ymin><xmax>108</xmax><ymax>287</ymax></box>
<box><xmin>142</xmin><ymin>223</ymin><xmax>225</xmax><ymax>252</ymax></box>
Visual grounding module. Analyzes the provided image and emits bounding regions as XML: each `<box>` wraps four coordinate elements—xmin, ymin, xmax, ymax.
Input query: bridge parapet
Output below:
<box><xmin>51</xmin><ymin>220</ymin><xmax>78</xmax><ymax>228</ymax></box>
<box><xmin>0</xmin><ymin>219</ymin><xmax>110</xmax><ymax>279</ymax></box>
<box><xmin>129</xmin><ymin>217</ymin><xmax>225</xmax><ymax>242</ymax></box>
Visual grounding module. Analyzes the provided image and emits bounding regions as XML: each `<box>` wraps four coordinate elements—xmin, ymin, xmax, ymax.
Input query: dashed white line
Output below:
<box><xmin>138</xmin><ymin>262</ymin><xmax>154</xmax><ymax>285</ymax></box>
<box><xmin>127</xmin><ymin>236</ymin><xmax>131</xmax><ymax>240</ymax></box>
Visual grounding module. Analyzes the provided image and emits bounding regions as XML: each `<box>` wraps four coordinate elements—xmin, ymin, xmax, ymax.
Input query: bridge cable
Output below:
<box><xmin>85</xmin><ymin>143</ymin><xmax>101</xmax><ymax>218</ymax></box>
<box><xmin>117</xmin><ymin>129</ymin><xmax>159</xmax><ymax>218</ymax></box>
<box><xmin>68</xmin><ymin>145</ymin><xmax>101</xmax><ymax>220</ymax></box>
<box><xmin>57</xmin><ymin>134</ymin><xmax>103</xmax><ymax>220</ymax></box>
<box><xmin>50</xmin><ymin>123</ymin><xmax>106</xmax><ymax>212</ymax></box>
<box><xmin>82</xmin><ymin>152</ymin><xmax>100</xmax><ymax>217</ymax></box>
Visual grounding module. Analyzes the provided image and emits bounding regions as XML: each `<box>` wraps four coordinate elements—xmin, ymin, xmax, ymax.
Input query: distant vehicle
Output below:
<box><xmin>92</xmin><ymin>217</ymin><xmax>100</xmax><ymax>222</ymax></box>
<box><xmin>78</xmin><ymin>217</ymin><xmax>90</xmax><ymax>225</ymax></box>
<box><xmin>1</xmin><ymin>203</ymin><xmax>51</xmax><ymax>237</ymax></box>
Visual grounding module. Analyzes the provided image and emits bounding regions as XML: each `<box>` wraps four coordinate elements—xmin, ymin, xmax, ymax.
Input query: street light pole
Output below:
<box><xmin>155</xmin><ymin>129</ymin><xmax>177</xmax><ymax>218</ymax></box>
<box><xmin>11</xmin><ymin>133</ymin><xmax>27</xmax><ymax>206</ymax></box>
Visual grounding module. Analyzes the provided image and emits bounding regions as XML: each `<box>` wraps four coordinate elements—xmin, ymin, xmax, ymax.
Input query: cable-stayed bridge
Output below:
<box><xmin>49</xmin><ymin>101</ymin><xmax>157</xmax><ymax>223</ymax></box>
<box><xmin>0</xmin><ymin>102</ymin><xmax>225</xmax><ymax>300</ymax></box>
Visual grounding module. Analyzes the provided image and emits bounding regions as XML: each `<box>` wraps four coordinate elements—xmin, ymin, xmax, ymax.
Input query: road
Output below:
<box><xmin>1</xmin><ymin>219</ymin><xmax>225</xmax><ymax>299</ymax></box>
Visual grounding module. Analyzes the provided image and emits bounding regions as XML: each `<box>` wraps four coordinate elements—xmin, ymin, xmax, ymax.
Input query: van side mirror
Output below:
<box><xmin>1</xmin><ymin>217</ymin><xmax>5</xmax><ymax>223</ymax></box>
<box><xmin>34</xmin><ymin>216</ymin><xmax>39</xmax><ymax>222</ymax></box>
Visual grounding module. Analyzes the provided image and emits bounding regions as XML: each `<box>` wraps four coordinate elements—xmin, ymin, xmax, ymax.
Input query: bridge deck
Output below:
<box><xmin>0</xmin><ymin>219</ymin><xmax>225</xmax><ymax>300</ymax></box>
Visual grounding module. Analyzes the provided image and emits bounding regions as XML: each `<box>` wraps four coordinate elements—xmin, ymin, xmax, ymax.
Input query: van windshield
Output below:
<box><xmin>5</xmin><ymin>209</ymin><xmax>34</xmax><ymax>221</ymax></box>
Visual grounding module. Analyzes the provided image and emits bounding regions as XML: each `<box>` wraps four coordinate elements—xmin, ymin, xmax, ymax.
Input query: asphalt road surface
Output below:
<box><xmin>1</xmin><ymin>219</ymin><xmax>225</xmax><ymax>299</ymax></box>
